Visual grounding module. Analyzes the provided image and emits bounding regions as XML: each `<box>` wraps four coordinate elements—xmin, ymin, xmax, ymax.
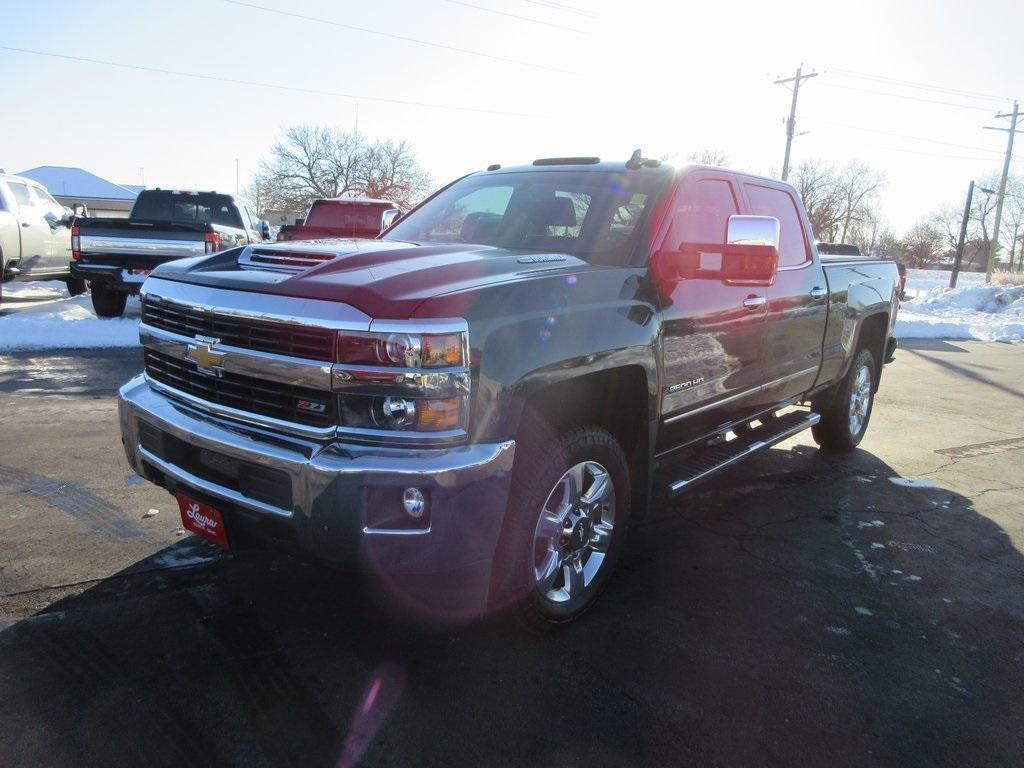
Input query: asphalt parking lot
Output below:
<box><xmin>1</xmin><ymin>340</ymin><xmax>1022</xmax><ymax>767</ymax></box>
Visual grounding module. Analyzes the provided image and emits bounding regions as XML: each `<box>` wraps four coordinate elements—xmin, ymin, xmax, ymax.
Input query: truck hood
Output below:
<box><xmin>151</xmin><ymin>239</ymin><xmax>587</xmax><ymax>318</ymax></box>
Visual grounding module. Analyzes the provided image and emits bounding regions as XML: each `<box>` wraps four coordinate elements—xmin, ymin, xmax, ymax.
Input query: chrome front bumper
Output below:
<box><xmin>118</xmin><ymin>375</ymin><xmax>516</xmax><ymax>585</ymax></box>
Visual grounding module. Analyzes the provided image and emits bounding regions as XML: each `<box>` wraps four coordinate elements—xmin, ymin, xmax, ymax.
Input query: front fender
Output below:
<box><xmin>417</xmin><ymin>266</ymin><xmax>660</xmax><ymax>443</ymax></box>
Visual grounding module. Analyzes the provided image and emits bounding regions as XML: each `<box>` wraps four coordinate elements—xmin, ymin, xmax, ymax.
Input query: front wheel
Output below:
<box><xmin>812</xmin><ymin>347</ymin><xmax>877</xmax><ymax>451</ymax></box>
<box><xmin>495</xmin><ymin>426</ymin><xmax>630</xmax><ymax>628</ymax></box>
<box><xmin>90</xmin><ymin>284</ymin><xmax>128</xmax><ymax>318</ymax></box>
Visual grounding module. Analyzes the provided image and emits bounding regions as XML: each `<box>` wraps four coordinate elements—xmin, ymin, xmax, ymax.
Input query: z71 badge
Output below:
<box><xmin>667</xmin><ymin>377</ymin><xmax>705</xmax><ymax>394</ymax></box>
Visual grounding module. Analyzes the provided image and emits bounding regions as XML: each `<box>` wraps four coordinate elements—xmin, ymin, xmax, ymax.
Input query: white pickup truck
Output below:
<box><xmin>0</xmin><ymin>171</ymin><xmax>80</xmax><ymax>302</ymax></box>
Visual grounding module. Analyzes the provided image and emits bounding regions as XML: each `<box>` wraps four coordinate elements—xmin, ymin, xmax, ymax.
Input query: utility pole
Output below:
<box><xmin>984</xmin><ymin>100</ymin><xmax>1021</xmax><ymax>282</ymax></box>
<box><xmin>775</xmin><ymin>65</ymin><xmax>818</xmax><ymax>181</ymax></box>
<box><xmin>950</xmin><ymin>180</ymin><xmax>975</xmax><ymax>289</ymax></box>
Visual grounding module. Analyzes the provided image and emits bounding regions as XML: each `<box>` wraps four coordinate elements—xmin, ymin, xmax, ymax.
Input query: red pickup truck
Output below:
<box><xmin>276</xmin><ymin>197</ymin><xmax>401</xmax><ymax>242</ymax></box>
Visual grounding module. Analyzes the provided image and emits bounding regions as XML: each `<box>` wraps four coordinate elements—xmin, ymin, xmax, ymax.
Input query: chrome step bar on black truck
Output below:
<box><xmin>666</xmin><ymin>411</ymin><xmax>821</xmax><ymax>496</ymax></box>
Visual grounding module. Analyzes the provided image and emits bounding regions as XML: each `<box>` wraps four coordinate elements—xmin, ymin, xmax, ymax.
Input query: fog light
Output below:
<box><xmin>402</xmin><ymin>487</ymin><xmax>426</xmax><ymax>518</ymax></box>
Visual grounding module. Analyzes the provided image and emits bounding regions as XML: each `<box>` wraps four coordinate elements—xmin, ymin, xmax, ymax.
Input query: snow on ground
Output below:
<box><xmin>897</xmin><ymin>269</ymin><xmax>1024</xmax><ymax>342</ymax></box>
<box><xmin>0</xmin><ymin>291</ymin><xmax>141</xmax><ymax>351</ymax></box>
<box><xmin>3</xmin><ymin>280</ymin><xmax>71</xmax><ymax>300</ymax></box>
<box><xmin>2</xmin><ymin>268</ymin><xmax>1022</xmax><ymax>351</ymax></box>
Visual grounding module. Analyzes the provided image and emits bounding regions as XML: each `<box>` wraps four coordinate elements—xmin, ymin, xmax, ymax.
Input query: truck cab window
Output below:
<box><xmin>384</xmin><ymin>170</ymin><xmax>667</xmax><ymax>264</ymax></box>
<box><xmin>667</xmin><ymin>178</ymin><xmax>738</xmax><ymax>247</ymax></box>
<box><xmin>7</xmin><ymin>181</ymin><xmax>34</xmax><ymax>209</ymax></box>
<box><xmin>743</xmin><ymin>184</ymin><xmax>809</xmax><ymax>267</ymax></box>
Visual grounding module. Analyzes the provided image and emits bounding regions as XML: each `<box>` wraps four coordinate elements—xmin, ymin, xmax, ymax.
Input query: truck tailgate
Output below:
<box><xmin>79</xmin><ymin>233</ymin><xmax>207</xmax><ymax>259</ymax></box>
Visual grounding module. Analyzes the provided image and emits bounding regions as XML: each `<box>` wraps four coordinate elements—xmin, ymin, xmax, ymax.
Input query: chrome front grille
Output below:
<box><xmin>142</xmin><ymin>296</ymin><xmax>335</xmax><ymax>361</ymax></box>
<box><xmin>144</xmin><ymin>349</ymin><xmax>336</xmax><ymax>429</ymax></box>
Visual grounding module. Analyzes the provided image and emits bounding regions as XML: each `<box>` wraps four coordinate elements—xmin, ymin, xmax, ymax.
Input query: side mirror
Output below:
<box><xmin>259</xmin><ymin>220</ymin><xmax>271</xmax><ymax>240</ymax></box>
<box><xmin>43</xmin><ymin>211</ymin><xmax>67</xmax><ymax>229</ymax></box>
<box><xmin>381</xmin><ymin>208</ymin><xmax>401</xmax><ymax>231</ymax></box>
<box><xmin>654</xmin><ymin>216</ymin><xmax>780</xmax><ymax>286</ymax></box>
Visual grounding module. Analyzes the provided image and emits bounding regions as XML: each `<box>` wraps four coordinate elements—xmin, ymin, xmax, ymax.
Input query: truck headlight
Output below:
<box><xmin>337</xmin><ymin>331</ymin><xmax>465</xmax><ymax>368</ymax></box>
<box><xmin>334</xmin><ymin>326</ymin><xmax>470</xmax><ymax>436</ymax></box>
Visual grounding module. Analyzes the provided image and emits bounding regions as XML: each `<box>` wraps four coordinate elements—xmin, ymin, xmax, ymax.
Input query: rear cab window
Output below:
<box><xmin>306</xmin><ymin>201</ymin><xmax>390</xmax><ymax>230</ymax></box>
<box><xmin>131</xmin><ymin>191</ymin><xmax>242</xmax><ymax>228</ymax></box>
<box><xmin>742</xmin><ymin>183</ymin><xmax>810</xmax><ymax>268</ymax></box>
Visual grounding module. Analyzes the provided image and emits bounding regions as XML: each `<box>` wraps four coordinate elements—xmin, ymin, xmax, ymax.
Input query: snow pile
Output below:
<box><xmin>0</xmin><ymin>294</ymin><xmax>142</xmax><ymax>351</ymax></box>
<box><xmin>897</xmin><ymin>270</ymin><xmax>1024</xmax><ymax>342</ymax></box>
<box><xmin>902</xmin><ymin>269</ymin><xmax>984</xmax><ymax>299</ymax></box>
<box><xmin>3</xmin><ymin>280</ymin><xmax>70</xmax><ymax>300</ymax></box>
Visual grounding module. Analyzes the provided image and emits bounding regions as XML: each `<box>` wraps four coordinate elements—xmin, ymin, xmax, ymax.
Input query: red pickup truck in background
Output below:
<box><xmin>276</xmin><ymin>197</ymin><xmax>401</xmax><ymax>242</ymax></box>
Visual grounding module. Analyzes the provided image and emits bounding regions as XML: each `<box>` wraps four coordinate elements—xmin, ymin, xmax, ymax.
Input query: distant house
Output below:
<box><xmin>263</xmin><ymin>207</ymin><xmax>306</xmax><ymax>226</ymax></box>
<box><xmin>17</xmin><ymin>166</ymin><xmax>140</xmax><ymax>218</ymax></box>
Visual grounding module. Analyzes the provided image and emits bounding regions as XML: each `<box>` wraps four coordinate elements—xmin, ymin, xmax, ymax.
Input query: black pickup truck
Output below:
<box><xmin>118</xmin><ymin>155</ymin><xmax>900</xmax><ymax>626</ymax></box>
<box><xmin>72</xmin><ymin>190</ymin><xmax>270</xmax><ymax>317</ymax></box>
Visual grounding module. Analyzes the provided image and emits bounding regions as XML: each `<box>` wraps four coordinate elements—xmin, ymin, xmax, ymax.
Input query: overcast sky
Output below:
<box><xmin>2</xmin><ymin>0</ymin><xmax>1021</xmax><ymax>231</ymax></box>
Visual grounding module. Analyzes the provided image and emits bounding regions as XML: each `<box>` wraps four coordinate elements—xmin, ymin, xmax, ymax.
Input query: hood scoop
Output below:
<box><xmin>238</xmin><ymin>246</ymin><xmax>339</xmax><ymax>273</ymax></box>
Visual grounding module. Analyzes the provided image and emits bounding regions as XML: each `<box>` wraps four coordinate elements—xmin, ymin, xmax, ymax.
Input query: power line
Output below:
<box><xmin>820</xmin><ymin>121</ymin><xmax>1004</xmax><ymax>155</ymax></box>
<box><xmin>871</xmin><ymin>145</ymin><xmax>1005</xmax><ymax>162</ymax></box>
<box><xmin>520</xmin><ymin>0</ymin><xmax>598</xmax><ymax>17</ymax></box>
<box><xmin>775</xmin><ymin>64</ymin><xmax>818</xmax><ymax>180</ymax></box>
<box><xmin>0</xmin><ymin>45</ymin><xmax>539</xmax><ymax>118</ymax></box>
<box><xmin>443</xmin><ymin>0</ymin><xmax>584</xmax><ymax>32</ymax></box>
<box><xmin>829</xmin><ymin>67</ymin><xmax>1014</xmax><ymax>105</ymax></box>
<box><xmin>222</xmin><ymin>0</ymin><xmax>573</xmax><ymax>74</ymax></box>
<box><xmin>820</xmin><ymin>81</ymin><xmax>995</xmax><ymax>113</ymax></box>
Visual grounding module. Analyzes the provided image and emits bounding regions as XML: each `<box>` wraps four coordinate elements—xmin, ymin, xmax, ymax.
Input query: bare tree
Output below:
<box><xmin>249</xmin><ymin>125</ymin><xmax>432</xmax><ymax>214</ymax></box>
<box><xmin>791</xmin><ymin>159</ymin><xmax>842</xmax><ymax>241</ymax></box>
<box><xmin>898</xmin><ymin>221</ymin><xmax>945</xmax><ymax>268</ymax></box>
<box><xmin>836</xmin><ymin>162</ymin><xmax>885</xmax><ymax>243</ymax></box>
<box><xmin>686</xmin><ymin>148</ymin><xmax>730</xmax><ymax>166</ymax></box>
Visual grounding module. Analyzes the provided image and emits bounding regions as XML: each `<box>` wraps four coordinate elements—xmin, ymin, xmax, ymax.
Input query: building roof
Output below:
<box><xmin>17</xmin><ymin>166</ymin><xmax>140</xmax><ymax>202</ymax></box>
<box><xmin>118</xmin><ymin>184</ymin><xmax>145</xmax><ymax>195</ymax></box>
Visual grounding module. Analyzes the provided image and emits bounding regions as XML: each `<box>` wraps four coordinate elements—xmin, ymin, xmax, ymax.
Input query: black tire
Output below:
<box><xmin>91</xmin><ymin>284</ymin><xmax>128</xmax><ymax>318</ymax></box>
<box><xmin>812</xmin><ymin>347</ymin><xmax>877</xmax><ymax>451</ymax></box>
<box><xmin>493</xmin><ymin>424</ymin><xmax>630</xmax><ymax>628</ymax></box>
<box><xmin>66</xmin><ymin>277</ymin><xmax>87</xmax><ymax>297</ymax></box>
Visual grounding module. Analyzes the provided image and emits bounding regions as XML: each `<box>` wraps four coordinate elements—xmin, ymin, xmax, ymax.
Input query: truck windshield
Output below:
<box><xmin>131</xmin><ymin>191</ymin><xmax>242</xmax><ymax>228</ymax></box>
<box><xmin>306</xmin><ymin>201</ymin><xmax>388</xmax><ymax>230</ymax></box>
<box><xmin>382</xmin><ymin>169</ymin><xmax>669</xmax><ymax>264</ymax></box>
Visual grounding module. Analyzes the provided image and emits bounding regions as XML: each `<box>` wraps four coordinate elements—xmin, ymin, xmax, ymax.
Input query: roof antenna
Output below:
<box><xmin>626</xmin><ymin>148</ymin><xmax>643</xmax><ymax>170</ymax></box>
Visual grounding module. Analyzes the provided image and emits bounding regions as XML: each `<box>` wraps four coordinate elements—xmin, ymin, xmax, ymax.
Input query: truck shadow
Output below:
<box><xmin>1</xmin><ymin>446</ymin><xmax>1022</xmax><ymax>767</ymax></box>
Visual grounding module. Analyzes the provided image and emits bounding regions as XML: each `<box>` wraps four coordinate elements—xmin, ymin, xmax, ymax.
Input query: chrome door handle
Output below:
<box><xmin>810</xmin><ymin>286</ymin><xmax>827</xmax><ymax>299</ymax></box>
<box><xmin>742</xmin><ymin>296</ymin><xmax>767</xmax><ymax>309</ymax></box>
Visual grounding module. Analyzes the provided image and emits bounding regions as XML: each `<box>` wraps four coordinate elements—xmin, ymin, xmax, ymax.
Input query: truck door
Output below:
<box><xmin>4</xmin><ymin>180</ymin><xmax>49</xmax><ymax>274</ymax></box>
<box><xmin>30</xmin><ymin>185</ymin><xmax>72</xmax><ymax>272</ymax></box>
<box><xmin>655</xmin><ymin>172</ymin><xmax>768</xmax><ymax>451</ymax></box>
<box><xmin>741</xmin><ymin>181</ymin><xmax>828</xmax><ymax>400</ymax></box>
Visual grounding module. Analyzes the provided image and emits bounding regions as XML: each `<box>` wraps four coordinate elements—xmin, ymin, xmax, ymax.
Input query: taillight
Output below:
<box><xmin>204</xmin><ymin>232</ymin><xmax>221</xmax><ymax>254</ymax></box>
<box><xmin>71</xmin><ymin>224</ymin><xmax>81</xmax><ymax>261</ymax></box>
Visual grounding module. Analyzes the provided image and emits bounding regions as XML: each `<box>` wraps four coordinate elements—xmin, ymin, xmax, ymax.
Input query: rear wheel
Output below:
<box><xmin>812</xmin><ymin>347</ymin><xmax>877</xmax><ymax>451</ymax></box>
<box><xmin>66</xmin><ymin>277</ymin><xmax>87</xmax><ymax>297</ymax></box>
<box><xmin>91</xmin><ymin>284</ymin><xmax>128</xmax><ymax>318</ymax></box>
<box><xmin>495</xmin><ymin>426</ymin><xmax>630</xmax><ymax>628</ymax></box>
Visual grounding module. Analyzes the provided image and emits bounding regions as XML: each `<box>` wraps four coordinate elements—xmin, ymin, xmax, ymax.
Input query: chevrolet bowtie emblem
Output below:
<box><xmin>187</xmin><ymin>335</ymin><xmax>225</xmax><ymax>375</ymax></box>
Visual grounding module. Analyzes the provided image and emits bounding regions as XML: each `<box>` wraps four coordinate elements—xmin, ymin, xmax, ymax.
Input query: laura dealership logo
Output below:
<box><xmin>185</xmin><ymin>502</ymin><xmax>218</xmax><ymax>531</ymax></box>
